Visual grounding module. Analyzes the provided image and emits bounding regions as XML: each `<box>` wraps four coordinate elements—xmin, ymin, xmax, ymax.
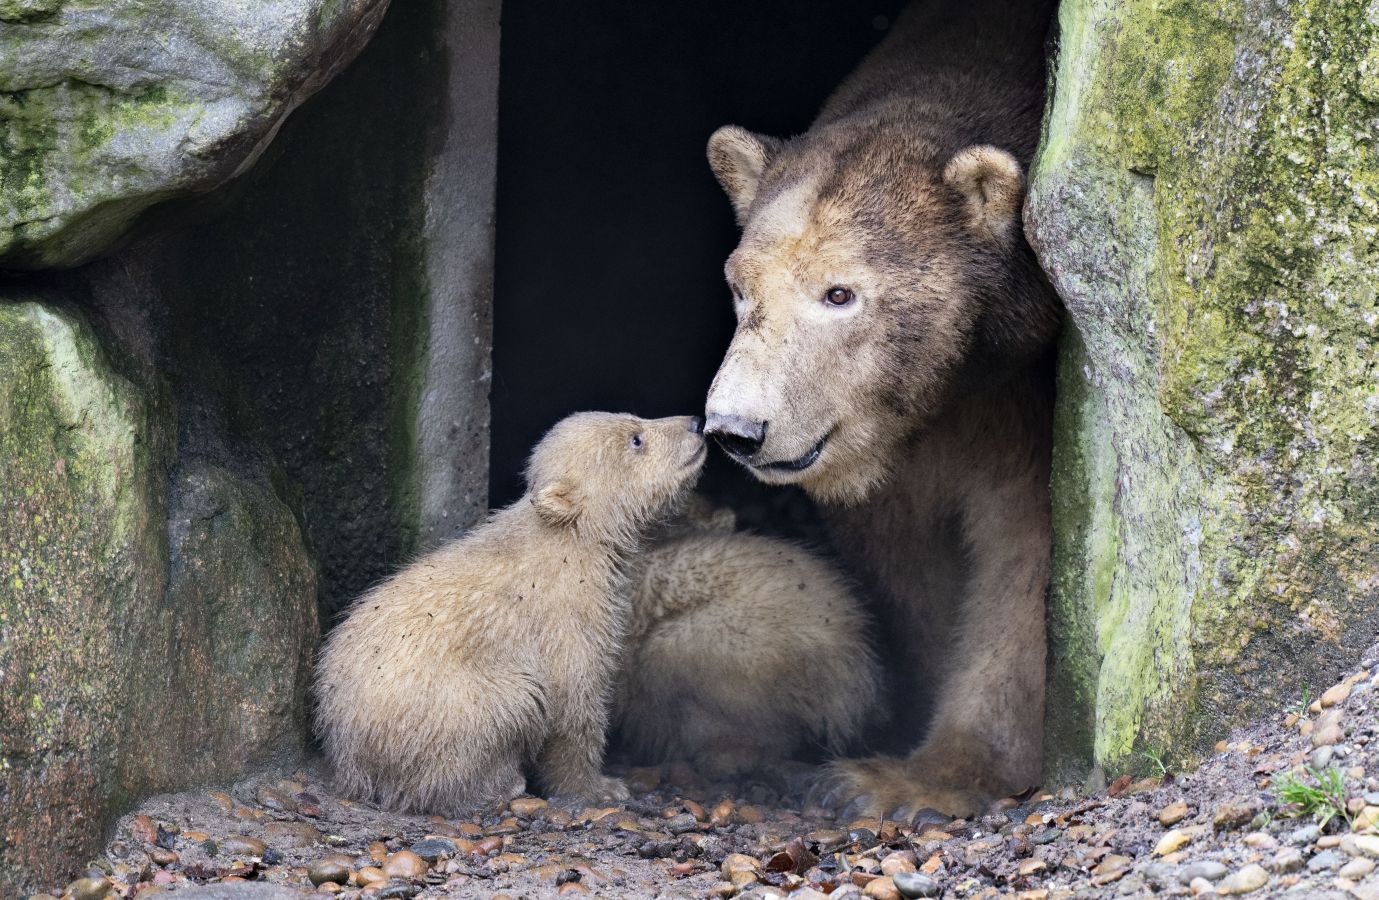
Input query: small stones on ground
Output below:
<box><xmin>1353</xmin><ymin>835</ymin><xmax>1379</xmax><ymax>858</ymax></box>
<box><xmin>1155</xmin><ymin>828</ymin><xmax>1195</xmax><ymax>856</ymax></box>
<box><xmin>509</xmin><ymin>797</ymin><xmax>548</xmax><ymax>817</ymax></box>
<box><xmin>711</xmin><ymin>799</ymin><xmax>735</xmax><ymax>826</ymax></box>
<box><xmin>381</xmin><ymin>850</ymin><xmax>428</xmax><ymax>880</ymax></box>
<box><xmin>1309</xmin><ymin>849</ymin><xmax>1346</xmax><ymax>872</ymax></box>
<box><xmin>357</xmin><ymin>865</ymin><xmax>387</xmax><ymax>885</ymax></box>
<box><xmin>666</xmin><ymin>812</ymin><xmax>699</xmax><ymax>834</ymax></box>
<box><xmin>1314</xmin><ymin>710</ymin><xmax>1346</xmax><ymax>747</ymax></box>
<box><xmin>1029</xmin><ymin>827</ymin><xmax>1060</xmax><ymax>845</ymax></box>
<box><xmin>263</xmin><ymin>821</ymin><xmax>322</xmax><ymax>848</ymax></box>
<box><xmin>254</xmin><ymin>784</ymin><xmax>297</xmax><ymax>812</ymax></box>
<box><xmin>408</xmin><ymin>837</ymin><xmax>456</xmax><ymax>862</ymax></box>
<box><xmin>148</xmin><ymin>847</ymin><xmax>178</xmax><ymax>866</ymax></box>
<box><xmin>218</xmin><ymin>835</ymin><xmax>268</xmax><ymax>857</ymax></box>
<box><xmin>1213</xmin><ymin>799</ymin><xmax>1259</xmax><ymax>830</ymax></box>
<box><xmin>1179</xmin><ymin>860</ymin><xmax>1228</xmax><ymax>882</ymax></box>
<box><xmin>308</xmin><ymin>858</ymin><xmax>353</xmax><ymax>886</ymax></box>
<box><xmin>1217</xmin><ymin>863</ymin><xmax>1270</xmax><ymax>894</ymax></box>
<box><xmin>1158</xmin><ymin>800</ymin><xmax>1189</xmax><ymax>827</ymax></box>
<box><xmin>1323</xmin><ymin>682</ymin><xmax>1353</xmax><ymax>708</ymax></box>
<box><xmin>1340</xmin><ymin>858</ymin><xmax>1377</xmax><ymax>879</ymax></box>
<box><xmin>64</xmin><ymin>876</ymin><xmax>111</xmax><ymax>900</ymax></box>
<box><xmin>1270</xmin><ymin>847</ymin><xmax>1304</xmax><ymax>872</ymax></box>
<box><xmin>862</xmin><ymin>875</ymin><xmax>901</xmax><ymax>900</ymax></box>
<box><xmin>1289</xmin><ymin>824</ymin><xmax>1322</xmax><ymax>845</ymax></box>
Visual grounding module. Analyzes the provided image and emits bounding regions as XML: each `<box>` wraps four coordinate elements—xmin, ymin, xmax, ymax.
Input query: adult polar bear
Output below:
<box><xmin>703</xmin><ymin>0</ymin><xmax>1061</xmax><ymax>818</ymax></box>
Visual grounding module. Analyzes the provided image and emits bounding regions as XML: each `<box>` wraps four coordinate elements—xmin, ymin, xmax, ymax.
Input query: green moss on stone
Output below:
<box><xmin>1033</xmin><ymin>0</ymin><xmax>1379</xmax><ymax>778</ymax></box>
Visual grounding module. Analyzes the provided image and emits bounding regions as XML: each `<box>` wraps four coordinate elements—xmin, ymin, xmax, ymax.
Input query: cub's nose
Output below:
<box><xmin>687</xmin><ymin>416</ymin><xmax>704</xmax><ymax>435</ymax></box>
<box><xmin>705</xmin><ymin>414</ymin><xmax>766</xmax><ymax>459</ymax></box>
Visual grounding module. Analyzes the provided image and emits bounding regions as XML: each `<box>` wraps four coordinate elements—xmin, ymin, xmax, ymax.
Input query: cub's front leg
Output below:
<box><xmin>536</xmin><ymin>676</ymin><xmax>629</xmax><ymax>805</ymax></box>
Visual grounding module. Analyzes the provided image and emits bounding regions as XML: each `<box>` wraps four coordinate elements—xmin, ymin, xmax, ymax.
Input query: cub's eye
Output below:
<box><xmin>824</xmin><ymin>287</ymin><xmax>855</xmax><ymax>307</ymax></box>
<box><xmin>630</xmin><ymin>433</ymin><xmax>644</xmax><ymax>451</ymax></box>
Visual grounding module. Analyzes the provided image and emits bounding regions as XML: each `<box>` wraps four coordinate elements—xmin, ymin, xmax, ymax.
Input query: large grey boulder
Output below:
<box><xmin>1030</xmin><ymin>0</ymin><xmax>1379</xmax><ymax>778</ymax></box>
<box><xmin>0</xmin><ymin>299</ymin><xmax>317</xmax><ymax>896</ymax></box>
<box><xmin>0</xmin><ymin>0</ymin><xmax>390</xmax><ymax>268</ymax></box>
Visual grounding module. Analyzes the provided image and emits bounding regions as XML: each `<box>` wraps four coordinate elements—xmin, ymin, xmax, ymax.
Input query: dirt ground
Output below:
<box><xmin>36</xmin><ymin>639</ymin><xmax>1379</xmax><ymax>900</ymax></box>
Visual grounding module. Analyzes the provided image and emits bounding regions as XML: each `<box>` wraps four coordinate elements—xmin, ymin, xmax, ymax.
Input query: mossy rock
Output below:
<box><xmin>1031</xmin><ymin>0</ymin><xmax>1379</xmax><ymax>779</ymax></box>
<box><xmin>0</xmin><ymin>0</ymin><xmax>391</xmax><ymax>268</ymax></box>
<box><xmin>0</xmin><ymin>299</ymin><xmax>317</xmax><ymax>894</ymax></box>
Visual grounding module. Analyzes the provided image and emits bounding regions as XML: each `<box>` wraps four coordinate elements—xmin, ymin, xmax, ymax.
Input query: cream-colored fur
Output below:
<box><xmin>702</xmin><ymin>0</ymin><xmax>1061</xmax><ymax>816</ymax></box>
<box><xmin>314</xmin><ymin>413</ymin><xmax>706</xmax><ymax>814</ymax></box>
<box><xmin>615</xmin><ymin>505</ymin><xmax>881</xmax><ymax>776</ymax></box>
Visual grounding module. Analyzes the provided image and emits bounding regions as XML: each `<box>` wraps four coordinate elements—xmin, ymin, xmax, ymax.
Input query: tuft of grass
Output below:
<box><xmin>1141</xmin><ymin>748</ymin><xmax>1169</xmax><ymax>779</ymax></box>
<box><xmin>1273</xmin><ymin>766</ymin><xmax>1349</xmax><ymax>829</ymax></box>
<box><xmin>1286</xmin><ymin>686</ymin><xmax>1313</xmax><ymax>718</ymax></box>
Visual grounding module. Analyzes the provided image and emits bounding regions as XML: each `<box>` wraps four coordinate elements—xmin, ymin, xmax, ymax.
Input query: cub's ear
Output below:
<box><xmin>532</xmin><ymin>480</ymin><xmax>580</xmax><ymax>527</ymax></box>
<box><xmin>943</xmin><ymin>145</ymin><xmax>1026</xmax><ymax>243</ymax></box>
<box><xmin>707</xmin><ymin>125</ymin><xmax>783</xmax><ymax>226</ymax></box>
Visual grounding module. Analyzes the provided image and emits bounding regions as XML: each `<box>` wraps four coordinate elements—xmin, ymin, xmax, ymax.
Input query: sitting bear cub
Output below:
<box><xmin>315</xmin><ymin>412</ymin><xmax>706</xmax><ymax>813</ymax></box>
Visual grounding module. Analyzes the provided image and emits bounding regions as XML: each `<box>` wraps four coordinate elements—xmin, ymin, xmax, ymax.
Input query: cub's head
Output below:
<box><xmin>525</xmin><ymin>412</ymin><xmax>707</xmax><ymax>544</ymax></box>
<box><xmin>703</xmin><ymin>124</ymin><xmax>1054</xmax><ymax>505</ymax></box>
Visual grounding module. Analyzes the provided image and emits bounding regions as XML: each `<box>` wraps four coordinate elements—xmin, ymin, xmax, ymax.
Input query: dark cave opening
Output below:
<box><xmin>490</xmin><ymin>1</ymin><xmax>909</xmax><ymax>531</ymax></box>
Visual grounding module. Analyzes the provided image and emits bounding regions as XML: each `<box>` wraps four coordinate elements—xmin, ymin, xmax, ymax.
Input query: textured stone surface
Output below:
<box><xmin>0</xmin><ymin>0</ymin><xmax>391</xmax><ymax>268</ymax></box>
<box><xmin>1031</xmin><ymin>0</ymin><xmax>1379</xmax><ymax>777</ymax></box>
<box><xmin>0</xmin><ymin>299</ymin><xmax>316</xmax><ymax>895</ymax></box>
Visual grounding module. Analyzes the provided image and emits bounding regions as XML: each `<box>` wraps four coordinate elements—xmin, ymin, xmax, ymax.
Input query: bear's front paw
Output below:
<box><xmin>551</xmin><ymin>775</ymin><xmax>630</xmax><ymax>808</ymax></box>
<box><xmin>591</xmin><ymin>775</ymin><xmax>631</xmax><ymax>803</ymax></box>
<box><xmin>809</xmin><ymin>756</ymin><xmax>982</xmax><ymax>822</ymax></box>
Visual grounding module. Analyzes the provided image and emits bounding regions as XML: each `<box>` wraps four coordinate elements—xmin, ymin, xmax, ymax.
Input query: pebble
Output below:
<box><xmin>1353</xmin><ymin>835</ymin><xmax>1379</xmax><ymax>858</ymax></box>
<box><xmin>1213</xmin><ymin>800</ymin><xmax>1259</xmax><ymax>830</ymax></box>
<box><xmin>1269</xmin><ymin>847</ymin><xmax>1304</xmax><ymax>872</ymax></box>
<box><xmin>255</xmin><ymin>785</ymin><xmax>297</xmax><ymax>812</ymax></box>
<box><xmin>65</xmin><ymin>877</ymin><xmax>111</xmax><ymax>900</ymax></box>
<box><xmin>1242</xmin><ymin>831</ymin><xmax>1277</xmax><ymax>850</ymax></box>
<box><xmin>710</xmin><ymin>800</ymin><xmax>735</xmax><ymax>826</ymax></box>
<box><xmin>862</xmin><ymin>877</ymin><xmax>900</xmax><ymax>900</ymax></box>
<box><xmin>509</xmin><ymin>797</ymin><xmax>548</xmax><ymax>818</ymax></box>
<box><xmin>382</xmin><ymin>850</ymin><xmax>428</xmax><ymax>879</ymax></box>
<box><xmin>880</xmin><ymin>852</ymin><xmax>916</xmax><ymax>876</ymax></box>
<box><xmin>666</xmin><ymin>812</ymin><xmax>699</xmax><ymax>834</ymax></box>
<box><xmin>408</xmin><ymin>838</ymin><xmax>457</xmax><ymax>862</ymax></box>
<box><xmin>1313</xmin><ymin>710</ymin><xmax>1345</xmax><ymax>747</ymax></box>
<box><xmin>1155</xmin><ymin>829</ymin><xmax>1194</xmax><ymax>856</ymax></box>
<box><xmin>1356</xmin><ymin>806</ymin><xmax>1379</xmax><ymax>831</ymax></box>
<box><xmin>1217</xmin><ymin>863</ymin><xmax>1269</xmax><ymax>894</ymax></box>
<box><xmin>218</xmin><ymin>835</ymin><xmax>268</xmax><ymax>857</ymax></box>
<box><xmin>1158</xmin><ymin>801</ymin><xmax>1189</xmax><ymax>827</ymax></box>
<box><xmin>149</xmin><ymin>848</ymin><xmax>178</xmax><ymax>866</ymax></box>
<box><xmin>376</xmin><ymin>882</ymin><xmax>419</xmax><ymax>900</ymax></box>
<box><xmin>1029</xmin><ymin>828</ymin><xmax>1060</xmax><ymax>845</ymax></box>
<box><xmin>1309</xmin><ymin>849</ymin><xmax>1345</xmax><ymax>872</ymax></box>
<box><xmin>1179</xmin><ymin>861</ymin><xmax>1228</xmax><ymax>882</ymax></box>
<box><xmin>1288</xmin><ymin>825</ymin><xmax>1321</xmax><ymax>845</ymax></box>
<box><xmin>1322</xmin><ymin>682</ymin><xmax>1353</xmax><ymax>708</ymax></box>
<box><xmin>308</xmin><ymin>859</ymin><xmax>352</xmax><ymax>886</ymax></box>
<box><xmin>890</xmin><ymin>871</ymin><xmax>940</xmax><ymax>898</ymax></box>
<box><xmin>1188</xmin><ymin>876</ymin><xmax>1215</xmax><ymax>896</ymax></box>
<box><xmin>357</xmin><ymin>866</ymin><xmax>387</xmax><ymax>885</ymax></box>
<box><xmin>1340</xmin><ymin>858</ymin><xmax>1377</xmax><ymax>879</ymax></box>
<box><xmin>1312</xmin><ymin>746</ymin><xmax>1335</xmax><ymax>769</ymax></box>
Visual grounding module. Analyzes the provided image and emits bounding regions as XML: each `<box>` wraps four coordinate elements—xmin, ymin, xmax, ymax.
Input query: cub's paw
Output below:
<box><xmin>552</xmin><ymin>775</ymin><xmax>631</xmax><ymax>807</ymax></box>
<box><xmin>810</xmin><ymin>756</ymin><xmax>981</xmax><ymax>823</ymax></box>
<box><xmin>591</xmin><ymin>775</ymin><xmax>631</xmax><ymax>803</ymax></box>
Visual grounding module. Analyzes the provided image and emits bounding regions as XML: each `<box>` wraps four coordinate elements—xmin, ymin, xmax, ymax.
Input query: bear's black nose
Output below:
<box><xmin>687</xmin><ymin>416</ymin><xmax>704</xmax><ymax>434</ymax></box>
<box><xmin>705</xmin><ymin>414</ymin><xmax>766</xmax><ymax>459</ymax></box>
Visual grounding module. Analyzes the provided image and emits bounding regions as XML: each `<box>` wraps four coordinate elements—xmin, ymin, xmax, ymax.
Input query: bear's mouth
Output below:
<box><xmin>756</xmin><ymin>431</ymin><xmax>830</xmax><ymax>473</ymax></box>
<box><xmin>682</xmin><ymin>442</ymin><xmax>708</xmax><ymax>469</ymax></box>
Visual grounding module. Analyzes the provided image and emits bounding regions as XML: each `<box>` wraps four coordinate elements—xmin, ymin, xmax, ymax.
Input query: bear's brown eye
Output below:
<box><xmin>824</xmin><ymin>287</ymin><xmax>855</xmax><ymax>307</ymax></box>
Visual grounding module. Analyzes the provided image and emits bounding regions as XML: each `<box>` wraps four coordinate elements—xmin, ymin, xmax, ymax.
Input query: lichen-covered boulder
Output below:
<box><xmin>1030</xmin><ymin>0</ymin><xmax>1379</xmax><ymax>777</ymax></box>
<box><xmin>0</xmin><ymin>299</ymin><xmax>317</xmax><ymax>895</ymax></box>
<box><xmin>0</xmin><ymin>0</ymin><xmax>390</xmax><ymax>268</ymax></box>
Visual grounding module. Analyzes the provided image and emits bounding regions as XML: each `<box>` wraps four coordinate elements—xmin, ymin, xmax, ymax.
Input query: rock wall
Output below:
<box><xmin>0</xmin><ymin>0</ymin><xmax>498</xmax><ymax>893</ymax></box>
<box><xmin>1031</xmin><ymin>0</ymin><xmax>1379</xmax><ymax>778</ymax></box>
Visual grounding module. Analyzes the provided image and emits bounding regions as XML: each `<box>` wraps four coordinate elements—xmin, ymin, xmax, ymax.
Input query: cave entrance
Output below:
<box><xmin>489</xmin><ymin>1</ymin><xmax>909</xmax><ymax>534</ymax></box>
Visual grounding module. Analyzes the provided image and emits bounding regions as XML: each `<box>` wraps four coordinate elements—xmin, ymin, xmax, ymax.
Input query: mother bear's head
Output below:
<box><xmin>702</xmin><ymin>122</ymin><xmax>1058</xmax><ymax>506</ymax></box>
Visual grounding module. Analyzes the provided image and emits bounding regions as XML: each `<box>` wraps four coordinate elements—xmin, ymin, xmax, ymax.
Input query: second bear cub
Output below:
<box><xmin>315</xmin><ymin>412</ymin><xmax>707</xmax><ymax>814</ymax></box>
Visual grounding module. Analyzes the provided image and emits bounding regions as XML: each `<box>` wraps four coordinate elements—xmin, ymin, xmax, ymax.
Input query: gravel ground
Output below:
<box><xmin>36</xmin><ymin>639</ymin><xmax>1379</xmax><ymax>899</ymax></box>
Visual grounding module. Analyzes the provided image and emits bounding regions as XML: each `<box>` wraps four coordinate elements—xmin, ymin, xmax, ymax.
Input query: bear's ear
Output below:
<box><xmin>943</xmin><ymin>145</ymin><xmax>1026</xmax><ymax>244</ymax></box>
<box><xmin>707</xmin><ymin>125</ymin><xmax>783</xmax><ymax>226</ymax></box>
<box><xmin>532</xmin><ymin>480</ymin><xmax>581</xmax><ymax>527</ymax></box>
